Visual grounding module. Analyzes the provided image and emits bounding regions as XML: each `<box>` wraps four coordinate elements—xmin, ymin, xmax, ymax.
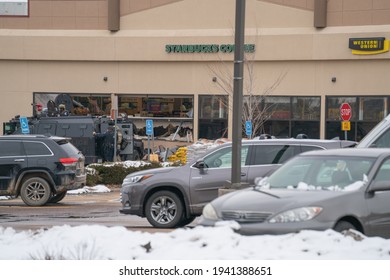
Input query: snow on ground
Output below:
<box><xmin>67</xmin><ymin>184</ymin><xmax>112</xmax><ymax>195</ymax></box>
<box><xmin>1</xmin><ymin>218</ymin><xmax>390</xmax><ymax>260</ymax></box>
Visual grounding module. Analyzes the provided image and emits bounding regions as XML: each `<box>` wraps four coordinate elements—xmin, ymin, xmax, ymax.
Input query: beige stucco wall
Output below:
<box><xmin>2</xmin><ymin>0</ymin><xmax>390</xmax><ymax>30</ymax></box>
<box><xmin>1</xmin><ymin>0</ymin><xmax>390</xmax><ymax>139</ymax></box>
<box><xmin>120</xmin><ymin>0</ymin><xmax>313</xmax><ymax>30</ymax></box>
<box><xmin>261</xmin><ymin>0</ymin><xmax>390</xmax><ymax>26</ymax></box>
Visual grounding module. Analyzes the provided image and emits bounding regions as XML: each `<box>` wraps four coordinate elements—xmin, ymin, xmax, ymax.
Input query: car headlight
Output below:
<box><xmin>202</xmin><ymin>203</ymin><xmax>218</xmax><ymax>220</ymax></box>
<box><xmin>123</xmin><ymin>174</ymin><xmax>153</xmax><ymax>184</ymax></box>
<box><xmin>269</xmin><ymin>207</ymin><xmax>322</xmax><ymax>223</ymax></box>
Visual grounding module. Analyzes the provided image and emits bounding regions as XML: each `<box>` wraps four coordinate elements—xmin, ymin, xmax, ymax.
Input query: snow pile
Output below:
<box><xmin>0</xmin><ymin>224</ymin><xmax>390</xmax><ymax>260</ymax></box>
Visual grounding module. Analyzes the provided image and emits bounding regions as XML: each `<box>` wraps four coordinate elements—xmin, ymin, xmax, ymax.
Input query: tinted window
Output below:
<box><xmin>0</xmin><ymin>141</ymin><xmax>23</xmax><ymax>157</ymax></box>
<box><xmin>57</xmin><ymin>141</ymin><xmax>81</xmax><ymax>157</ymax></box>
<box><xmin>252</xmin><ymin>145</ymin><xmax>299</xmax><ymax>165</ymax></box>
<box><xmin>24</xmin><ymin>141</ymin><xmax>52</xmax><ymax>156</ymax></box>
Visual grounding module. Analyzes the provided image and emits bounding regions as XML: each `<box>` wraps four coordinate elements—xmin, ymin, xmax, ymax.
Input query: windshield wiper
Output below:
<box><xmin>253</xmin><ymin>186</ymin><xmax>280</xmax><ymax>199</ymax></box>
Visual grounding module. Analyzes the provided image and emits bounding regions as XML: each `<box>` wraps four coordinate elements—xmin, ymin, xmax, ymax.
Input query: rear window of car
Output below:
<box><xmin>24</xmin><ymin>141</ymin><xmax>53</xmax><ymax>156</ymax></box>
<box><xmin>56</xmin><ymin>141</ymin><xmax>81</xmax><ymax>157</ymax></box>
<box><xmin>0</xmin><ymin>141</ymin><xmax>23</xmax><ymax>157</ymax></box>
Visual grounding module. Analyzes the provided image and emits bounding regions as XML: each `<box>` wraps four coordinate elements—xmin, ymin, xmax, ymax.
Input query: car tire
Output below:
<box><xmin>145</xmin><ymin>191</ymin><xmax>184</xmax><ymax>228</ymax></box>
<box><xmin>334</xmin><ymin>221</ymin><xmax>356</xmax><ymax>233</ymax></box>
<box><xmin>20</xmin><ymin>177</ymin><xmax>52</xmax><ymax>206</ymax></box>
<box><xmin>49</xmin><ymin>191</ymin><xmax>67</xmax><ymax>203</ymax></box>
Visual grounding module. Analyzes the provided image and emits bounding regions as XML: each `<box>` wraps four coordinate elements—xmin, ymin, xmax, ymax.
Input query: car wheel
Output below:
<box><xmin>334</xmin><ymin>221</ymin><xmax>356</xmax><ymax>233</ymax></box>
<box><xmin>20</xmin><ymin>177</ymin><xmax>52</xmax><ymax>206</ymax></box>
<box><xmin>145</xmin><ymin>191</ymin><xmax>184</xmax><ymax>228</ymax></box>
<box><xmin>49</xmin><ymin>191</ymin><xmax>67</xmax><ymax>203</ymax></box>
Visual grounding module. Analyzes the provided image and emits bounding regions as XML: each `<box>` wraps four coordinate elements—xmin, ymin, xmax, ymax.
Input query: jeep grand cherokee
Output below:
<box><xmin>0</xmin><ymin>134</ymin><xmax>86</xmax><ymax>206</ymax></box>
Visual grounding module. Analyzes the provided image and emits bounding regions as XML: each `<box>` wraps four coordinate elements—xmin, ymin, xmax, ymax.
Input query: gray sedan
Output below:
<box><xmin>198</xmin><ymin>148</ymin><xmax>390</xmax><ymax>238</ymax></box>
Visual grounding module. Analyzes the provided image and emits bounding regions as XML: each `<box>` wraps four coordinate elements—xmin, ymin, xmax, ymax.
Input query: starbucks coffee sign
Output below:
<box><xmin>165</xmin><ymin>44</ymin><xmax>255</xmax><ymax>54</ymax></box>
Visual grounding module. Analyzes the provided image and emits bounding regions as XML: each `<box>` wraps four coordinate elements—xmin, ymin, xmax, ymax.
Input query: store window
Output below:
<box><xmin>265</xmin><ymin>97</ymin><xmax>290</xmax><ymax>119</ymax></box>
<box><xmin>33</xmin><ymin>93</ymin><xmax>195</xmax><ymax>143</ymax></box>
<box><xmin>325</xmin><ymin>96</ymin><xmax>387</xmax><ymax>141</ymax></box>
<box><xmin>118</xmin><ymin>96</ymin><xmax>193</xmax><ymax>118</ymax></box>
<box><xmin>263</xmin><ymin>120</ymin><xmax>290</xmax><ymax>138</ymax></box>
<box><xmin>359</xmin><ymin>97</ymin><xmax>387</xmax><ymax>121</ymax></box>
<box><xmin>291</xmin><ymin>97</ymin><xmax>320</xmax><ymax>138</ymax></box>
<box><xmin>33</xmin><ymin>93</ymin><xmax>111</xmax><ymax>116</ymax></box>
<box><xmin>117</xmin><ymin>95</ymin><xmax>194</xmax><ymax>141</ymax></box>
<box><xmin>198</xmin><ymin>95</ymin><xmax>228</xmax><ymax>140</ymax></box>
<box><xmin>327</xmin><ymin>97</ymin><xmax>357</xmax><ymax>121</ymax></box>
<box><xmin>292</xmin><ymin>97</ymin><xmax>320</xmax><ymax>120</ymax></box>
<box><xmin>262</xmin><ymin>96</ymin><xmax>321</xmax><ymax>139</ymax></box>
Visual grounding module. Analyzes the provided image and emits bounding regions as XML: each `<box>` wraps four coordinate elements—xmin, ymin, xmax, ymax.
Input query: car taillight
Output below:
<box><xmin>60</xmin><ymin>158</ymin><xmax>78</xmax><ymax>166</ymax></box>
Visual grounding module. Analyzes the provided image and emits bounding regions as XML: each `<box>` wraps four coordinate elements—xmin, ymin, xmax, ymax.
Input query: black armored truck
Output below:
<box><xmin>3</xmin><ymin>115</ymin><xmax>144</xmax><ymax>165</ymax></box>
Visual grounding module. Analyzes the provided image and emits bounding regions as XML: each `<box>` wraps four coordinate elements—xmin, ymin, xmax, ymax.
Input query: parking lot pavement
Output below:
<box><xmin>1</xmin><ymin>187</ymin><xmax>199</xmax><ymax>233</ymax></box>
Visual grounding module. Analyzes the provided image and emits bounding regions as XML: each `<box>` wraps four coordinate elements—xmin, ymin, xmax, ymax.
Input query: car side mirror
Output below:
<box><xmin>194</xmin><ymin>160</ymin><xmax>207</xmax><ymax>169</ymax></box>
<box><xmin>369</xmin><ymin>180</ymin><xmax>390</xmax><ymax>192</ymax></box>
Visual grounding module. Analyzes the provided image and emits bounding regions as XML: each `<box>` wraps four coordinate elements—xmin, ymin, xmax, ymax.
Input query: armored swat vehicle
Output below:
<box><xmin>3</xmin><ymin>115</ymin><xmax>144</xmax><ymax>164</ymax></box>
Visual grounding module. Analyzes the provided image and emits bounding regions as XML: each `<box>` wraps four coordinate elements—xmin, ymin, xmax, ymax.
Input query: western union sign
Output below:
<box><xmin>349</xmin><ymin>37</ymin><xmax>389</xmax><ymax>55</ymax></box>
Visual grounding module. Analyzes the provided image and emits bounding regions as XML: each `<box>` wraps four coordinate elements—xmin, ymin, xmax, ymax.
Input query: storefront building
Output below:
<box><xmin>1</xmin><ymin>0</ymin><xmax>390</xmax><ymax>142</ymax></box>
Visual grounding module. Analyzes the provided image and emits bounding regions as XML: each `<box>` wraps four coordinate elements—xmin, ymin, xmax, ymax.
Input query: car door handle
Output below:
<box><xmin>14</xmin><ymin>159</ymin><xmax>25</xmax><ymax>162</ymax></box>
<box><xmin>241</xmin><ymin>173</ymin><xmax>246</xmax><ymax>177</ymax></box>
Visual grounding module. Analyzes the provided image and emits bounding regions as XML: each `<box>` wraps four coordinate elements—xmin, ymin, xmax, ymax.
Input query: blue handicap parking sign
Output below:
<box><xmin>245</xmin><ymin>120</ymin><xmax>252</xmax><ymax>136</ymax></box>
<box><xmin>146</xmin><ymin>119</ymin><xmax>153</xmax><ymax>136</ymax></box>
<box><xmin>20</xmin><ymin>117</ymin><xmax>30</xmax><ymax>134</ymax></box>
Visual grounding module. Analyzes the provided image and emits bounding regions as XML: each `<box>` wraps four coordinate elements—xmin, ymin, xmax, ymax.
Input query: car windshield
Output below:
<box><xmin>259</xmin><ymin>156</ymin><xmax>375</xmax><ymax>191</ymax></box>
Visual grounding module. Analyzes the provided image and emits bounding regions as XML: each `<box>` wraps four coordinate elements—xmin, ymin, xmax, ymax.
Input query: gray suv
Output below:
<box><xmin>120</xmin><ymin>138</ymin><xmax>356</xmax><ymax>228</ymax></box>
<box><xmin>0</xmin><ymin>134</ymin><xmax>86</xmax><ymax>206</ymax></box>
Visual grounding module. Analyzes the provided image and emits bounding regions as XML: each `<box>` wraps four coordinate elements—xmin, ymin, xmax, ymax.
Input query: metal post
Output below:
<box><xmin>231</xmin><ymin>0</ymin><xmax>246</xmax><ymax>187</ymax></box>
<box><xmin>113</xmin><ymin>109</ymin><xmax>117</xmax><ymax>162</ymax></box>
<box><xmin>148</xmin><ymin>135</ymin><xmax>150</xmax><ymax>161</ymax></box>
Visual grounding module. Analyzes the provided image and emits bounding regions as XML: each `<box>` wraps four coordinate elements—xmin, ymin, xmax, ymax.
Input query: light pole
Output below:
<box><xmin>231</xmin><ymin>0</ymin><xmax>246</xmax><ymax>187</ymax></box>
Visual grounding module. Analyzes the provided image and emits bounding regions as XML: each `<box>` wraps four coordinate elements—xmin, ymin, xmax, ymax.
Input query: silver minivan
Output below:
<box><xmin>120</xmin><ymin>138</ymin><xmax>356</xmax><ymax>228</ymax></box>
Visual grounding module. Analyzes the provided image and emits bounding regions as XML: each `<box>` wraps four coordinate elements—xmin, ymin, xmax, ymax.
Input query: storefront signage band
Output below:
<box><xmin>349</xmin><ymin>37</ymin><xmax>389</xmax><ymax>55</ymax></box>
<box><xmin>165</xmin><ymin>44</ymin><xmax>255</xmax><ymax>54</ymax></box>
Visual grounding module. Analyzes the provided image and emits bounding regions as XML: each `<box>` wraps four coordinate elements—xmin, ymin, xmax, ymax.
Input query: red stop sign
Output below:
<box><xmin>340</xmin><ymin>103</ymin><xmax>352</xmax><ymax>121</ymax></box>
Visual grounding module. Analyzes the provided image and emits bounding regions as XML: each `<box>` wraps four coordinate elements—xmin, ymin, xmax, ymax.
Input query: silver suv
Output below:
<box><xmin>0</xmin><ymin>134</ymin><xmax>86</xmax><ymax>206</ymax></box>
<box><xmin>120</xmin><ymin>138</ymin><xmax>356</xmax><ymax>228</ymax></box>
